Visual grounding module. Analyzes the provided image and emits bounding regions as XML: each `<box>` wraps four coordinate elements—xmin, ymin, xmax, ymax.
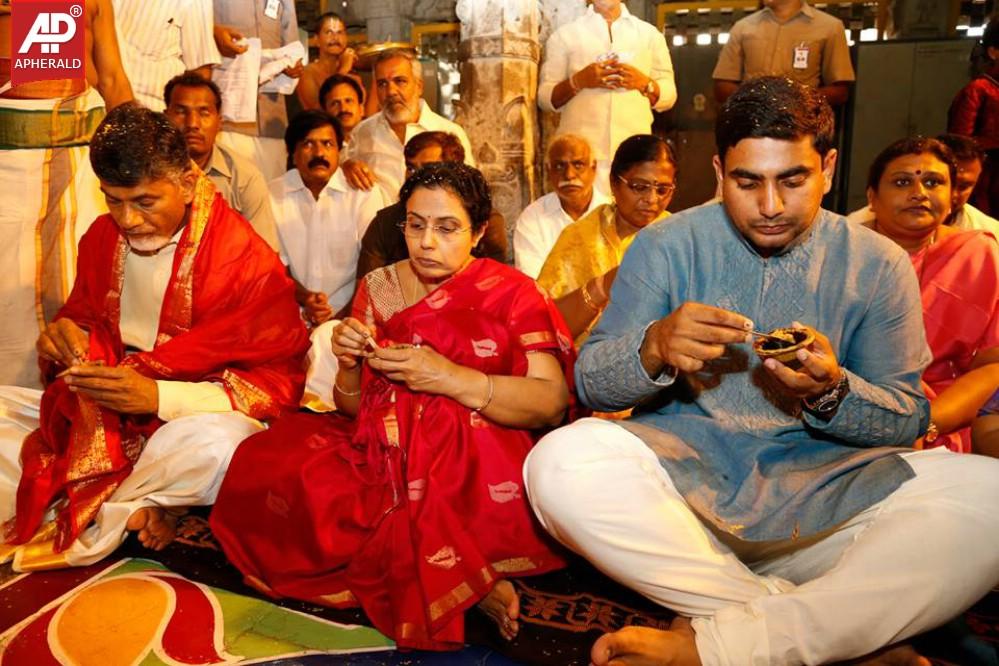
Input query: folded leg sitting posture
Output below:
<box><xmin>524</xmin><ymin>77</ymin><xmax>999</xmax><ymax>665</ymax></box>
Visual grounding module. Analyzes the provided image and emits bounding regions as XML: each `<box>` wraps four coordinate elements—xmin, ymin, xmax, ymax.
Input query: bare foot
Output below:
<box><xmin>591</xmin><ymin>617</ymin><xmax>702</xmax><ymax>666</ymax></box>
<box><xmin>478</xmin><ymin>579</ymin><xmax>520</xmax><ymax>641</ymax></box>
<box><xmin>844</xmin><ymin>644</ymin><xmax>931</xmax><ymax>666</ymax></box>
<box><xmin>125</xmin><ymin>507</ymin><xmax>180</xmax><ymax>551</ymax></box>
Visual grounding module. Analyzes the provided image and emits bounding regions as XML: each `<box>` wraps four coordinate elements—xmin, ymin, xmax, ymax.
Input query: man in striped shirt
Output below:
<box><xmin>113</xmin><ymin>0</ymin><xmax>221</xmax><ymax>110</ymax></box>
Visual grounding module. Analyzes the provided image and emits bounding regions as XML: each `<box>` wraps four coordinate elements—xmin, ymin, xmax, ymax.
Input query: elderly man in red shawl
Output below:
<box><xmin>0</xmin><ymin>104</ymin><xmax>309</xmax><ymax>571</ymax></box>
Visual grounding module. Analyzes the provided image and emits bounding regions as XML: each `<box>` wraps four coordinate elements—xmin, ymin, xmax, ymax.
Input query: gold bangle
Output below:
<box><xmin>334</xmin><ymin>381</ymin><xmax>361</xmax><ymax>397</ymax></box>
<box><xmin>473</xmin><ymin>373</ymin><xmax>494</xmax><ymax>413</ymax></box>
<box><xmin>580</xmin><ymin>281</ymin><xmax>602</xmax><ymax>312</ymax></box>
<box><xmin>568</xmin><ymin>73</ymin><xmax>580</xmax><ymax>94</ymax></box>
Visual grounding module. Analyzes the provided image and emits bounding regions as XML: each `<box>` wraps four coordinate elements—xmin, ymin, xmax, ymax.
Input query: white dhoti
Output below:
<box><xmin>0</xmin><ymin>386</ymin><xmax>263</xmax><ymax>571</ymax></box>
<box><xmin>218</xmin><ymin>131</ymin><xmax>287</xmax><ymax>183</ymax></box>
<box><xmin>0</xmin><ymin>89</ymin><xmax>108</xmax><ymax>389</ymax></box>
<box><xmin>525</xmin><ymin>417</ymin><xmax>999</xmax><ymax>666</ymax></box>
<box><xmin>300</xmin><ymin>320</ymin><xmax>340</xmax><ymax>413</ymax></box>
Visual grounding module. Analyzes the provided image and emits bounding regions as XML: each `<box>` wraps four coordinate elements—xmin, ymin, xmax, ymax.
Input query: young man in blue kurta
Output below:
<box><xmin>525</xmin><ymin>77</ymin><xmax>999</xmax><ymax>665</ymax></box>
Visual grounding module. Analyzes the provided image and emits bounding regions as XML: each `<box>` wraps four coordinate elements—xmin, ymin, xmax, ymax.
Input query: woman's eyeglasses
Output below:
<box><xmin>616</xmin><ymin>176</ymin><xmax>676</xmax><ymax>198</ymax></box>
<box><xmin>397</xmin><ymin>220</ymin><xmax>471</xmax><ymax>238</ymax></box>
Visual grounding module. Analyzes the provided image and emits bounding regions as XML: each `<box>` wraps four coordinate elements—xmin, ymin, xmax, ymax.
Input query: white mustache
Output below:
<box><xmin>558</xmin><ymin>179</ymin><xmax>585</xmax><ymax>189</ymax></box>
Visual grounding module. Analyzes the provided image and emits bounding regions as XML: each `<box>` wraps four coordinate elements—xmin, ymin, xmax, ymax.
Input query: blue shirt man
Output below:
<box><xmin>525</xmin><ymin>77</ymin><xmax>999</xmax><ymax>666</ymax></box>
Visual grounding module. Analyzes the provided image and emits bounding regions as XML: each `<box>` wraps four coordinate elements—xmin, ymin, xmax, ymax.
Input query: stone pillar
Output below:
<box><xmin>356</xmin><ymin>0</ymin><xmax>409</xmax><ymax>42</ymax></box>
<box><xmin>455</xmin><ymin>0</ymin><xmax>542</xmax><ymax>258</ymax></box>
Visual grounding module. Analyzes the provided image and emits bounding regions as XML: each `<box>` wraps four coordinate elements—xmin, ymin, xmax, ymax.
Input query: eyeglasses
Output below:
<box><xmin>616</xmin><ymin>176</ymin><xmax>676</xmax><ymax>198</ymax></box>
<box><xmin>397</xmin><ymin>219</ymin><xmax>471</xmax><ymax>238</ymax></box>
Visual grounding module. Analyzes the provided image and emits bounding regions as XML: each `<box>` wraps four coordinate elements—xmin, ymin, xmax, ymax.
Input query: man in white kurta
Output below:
<box><xmin>341</xmin><ymin>50</ymin><xmax>475</xmax><ymax>202</ymax></box>
<box><xmin>0</xmin><ymin>105</ymin><xmax>308</xmax><ymax>571</ymax></box>
<box><xmin>514</xmin><ymin>134</ymin><xmax>609</xmax><ymax>278</ymax></box>
<box><xmin>538</xmin><ymin>0</ymin><xmax>676</xmax><ymax>194</ymax></box>
<box><xmin>270</xmin><ymin>110</ymin><xmax>386</xmax><ymax>323</ymax></box>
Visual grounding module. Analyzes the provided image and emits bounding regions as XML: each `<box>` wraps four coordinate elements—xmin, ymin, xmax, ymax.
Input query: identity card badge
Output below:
<box><xmin>264</xmin><ymin>0</ymin><xmax>280</xmax><ymax>19</ymax></box>
<box><xmin>793</xmin><ymin>43</ymin><xmax>809</xmax><ymax>70</ymax></box>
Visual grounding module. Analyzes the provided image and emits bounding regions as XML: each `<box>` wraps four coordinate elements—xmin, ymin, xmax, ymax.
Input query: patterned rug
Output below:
<box><xmin>3</xmin><ymin>513</ymin><xmax>998</xmax><ymax>665</ymax></box>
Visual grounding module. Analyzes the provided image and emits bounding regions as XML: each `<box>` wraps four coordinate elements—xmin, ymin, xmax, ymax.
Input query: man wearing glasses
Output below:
<box><xmin>269</xmin><ymin>110</ymin><xmax>385</xmax><ymax>326</ymax></box>
<box><xmin>537</xmin><ymin>134</ymin><xmax>676</xmax><ymax>346</ymax></box>
<box><xmin>514</xmin><ymin>135</ymin><xmax>611</xmax><ymax>279</ymax></box>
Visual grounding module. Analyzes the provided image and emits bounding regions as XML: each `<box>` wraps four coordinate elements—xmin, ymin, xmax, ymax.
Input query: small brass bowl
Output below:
<box><xmin>753</xmin><ymin>327</ymin><xmax>814</xmax><ymax>365</ymax></box>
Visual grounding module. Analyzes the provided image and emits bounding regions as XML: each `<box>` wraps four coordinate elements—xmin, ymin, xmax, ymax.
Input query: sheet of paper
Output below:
<box><xmin>259</xmin><ymin>40</ymin><xmax>307</xmax><ymax>95</ymax></box>
<box><xmin>212</xmin><ymin>37</ymin><xmax>262</xmax><ymax>123</ymax></box>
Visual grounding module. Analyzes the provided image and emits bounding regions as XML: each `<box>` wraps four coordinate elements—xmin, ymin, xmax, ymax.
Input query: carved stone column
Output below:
<box><xmin>455</xmin><ymin>0</ymin><xmax>542</xmax><ymax>258</ymax></box>
<box><xmin>356</xmin><ymin>0</ymin><xmax>409</xmax><ymax>42</ymax></box>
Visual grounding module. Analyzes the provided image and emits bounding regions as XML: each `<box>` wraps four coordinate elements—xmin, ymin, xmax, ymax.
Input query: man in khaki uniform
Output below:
<box><xmin>713</xmin><ymin>0</ymin><xmax>854</xmax><ymax>106</ymax></box>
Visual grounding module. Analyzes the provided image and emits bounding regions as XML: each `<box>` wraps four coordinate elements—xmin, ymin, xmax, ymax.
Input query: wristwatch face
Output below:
<box><xmin>813</xmin><ymin>394</ymin><xmax>841</xmax><ymax>413</ymax></box>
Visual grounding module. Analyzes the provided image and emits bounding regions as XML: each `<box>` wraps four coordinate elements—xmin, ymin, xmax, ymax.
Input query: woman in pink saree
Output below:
<box><xmin>210</xmin><ymin>163</ymin><xmax>575</xmax><ymax>650</ymax></box>
<box><xmin>866</xmin><ymin>136</ymin><xmax>999</xmax><ymax>453</ymax></box>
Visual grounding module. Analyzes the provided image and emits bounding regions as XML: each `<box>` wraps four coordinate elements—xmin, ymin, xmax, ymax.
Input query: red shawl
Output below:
<box><xmin>5</xmin><ymin>176</ymin><xmax>309</xmax><ymax>551</ymax></box>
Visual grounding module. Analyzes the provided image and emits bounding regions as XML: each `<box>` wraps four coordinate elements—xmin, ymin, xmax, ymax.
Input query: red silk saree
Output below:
<box><xmin>211</xmin><ymin>259</ymin><xmax>575</xmax><ymax>650</ymax></box>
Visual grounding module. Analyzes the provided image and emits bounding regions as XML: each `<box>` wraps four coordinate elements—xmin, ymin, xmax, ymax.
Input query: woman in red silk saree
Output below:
<box><xmin>211</xmin><ymin>165</ymin><xmax>576</xmax><ymax>651</ymax></box>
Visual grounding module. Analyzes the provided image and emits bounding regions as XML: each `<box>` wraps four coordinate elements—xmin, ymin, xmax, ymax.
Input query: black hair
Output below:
<box><xmin>609</xmin><ymin>134</ymin><xmax>676</xmax><ymax>180</ymax></box>
<box><xmin>399</xmin><ymin>162</ymin><xmax>492</xmax><ymax>233</ymax></box>
<box><xmin>715</xmin><ymin>76</ymin><xmax>835</xmax><ymax>164</ymax></box>
<box><xmin>164</xmin><ymin>71</ymin><xmax>222</xmax><ymax>111</ymax></box>
<box><xmin>866</xmin><ymin>136</ymin><xmax>957</xmax><ymax>192</ymax></box>
<box><xmin>283</xmin><ymin>110</ymin><xmax>343</xmax><ymax>170</ymax></box>
<box><xmin>404</xmin><ymin>131</ymin><xmax>465</xmax><ymax>164</ymax></box>
<box><xmin>314</xmin><ymin>12</ymin><xmax>344</xmax><ymax>35</ymax></box>
<box><xmin>936</xmin><ymin>133</ymin><xmax>985</xmax><ymax>163</ymax></box>
<box><xmin>90</xmin><ymin>103</ymin><xmax>191</xmax><ymax>186</ymax></box>
<box><xmin>984</xmin><ymin>17</ymin><xmax>999</xmax><ymax>52</ymax></box>
<box><xmin>318</xmin><ymin>73</ymin><xmax>364</xmax><ymax>108</ymax></box>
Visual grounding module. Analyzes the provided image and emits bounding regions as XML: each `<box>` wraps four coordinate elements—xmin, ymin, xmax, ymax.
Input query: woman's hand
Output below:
<box><xmin>367</xmin><ymin>344</ymin><xmax>459</xmax><ymax>396</ymax></box>
<box><xmin>331</xmin><ymin>318</ymin><xmax>375</xmax><ymax>370</ymax></box>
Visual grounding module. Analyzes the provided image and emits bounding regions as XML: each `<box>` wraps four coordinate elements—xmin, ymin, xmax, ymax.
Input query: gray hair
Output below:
<box><xmin>547</xmin><ymin>133</ymin><xmax>593</xmax><ymax>162</ymax></box>
<box><xmin>374</xmin><ymin>48</ymin><xmax>423</xmax><ymax>82</ymax></box>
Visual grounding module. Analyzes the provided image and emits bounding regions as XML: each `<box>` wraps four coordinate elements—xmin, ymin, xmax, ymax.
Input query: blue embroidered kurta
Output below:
<box><xmin>576</xmin><ymin>202</ymin><xmax>932</xmax><ymax>541</ymax></box>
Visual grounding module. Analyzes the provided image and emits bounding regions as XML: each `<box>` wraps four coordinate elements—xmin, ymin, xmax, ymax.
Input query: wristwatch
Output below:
<box><xmin>643</xmin><ymin>79</ymin><xmax>656</xmax><ymax>98</ymax></box>
<box><xmin>802</xmin><ymin>372</ymin><xmax>850</xmax><ymax>421</ymax></box>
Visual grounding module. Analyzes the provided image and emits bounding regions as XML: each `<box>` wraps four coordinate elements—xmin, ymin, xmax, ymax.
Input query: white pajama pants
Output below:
<box><xmin>524</xmin><ymin>417</ymin><xmax>999</xmax><ymax>665</ymax></box>
<box><xmin>0</xmin><ymin>386</ymin><xmax>264</xmax><ymax>570</ymax></box>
